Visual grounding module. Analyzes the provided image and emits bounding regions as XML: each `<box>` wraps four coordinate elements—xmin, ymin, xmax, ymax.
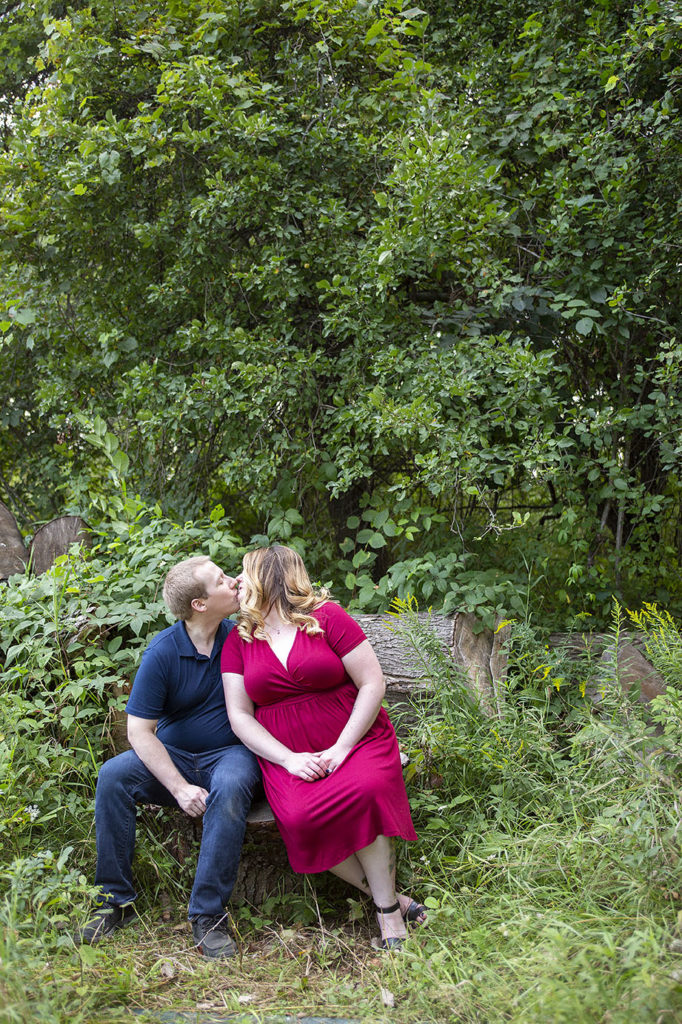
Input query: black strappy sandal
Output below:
<box><xmin>375</xmin><ymin>901</ymin><xmax>405</xmax><ymax>951</ymax></box>
<box><xmin>402</xmin><ymin>899</ymin><xmax>427</xmax><ymax>927</ymax></box>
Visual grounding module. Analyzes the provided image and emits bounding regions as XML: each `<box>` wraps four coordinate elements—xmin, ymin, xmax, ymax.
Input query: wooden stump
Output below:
<box><xmin>138</xmin><ymin>796</ymin><xmax>292</xmax><ymax>907</ymax></box>
<box><xmin>29</xmin><ymin>515</ymin><xmax>90</xmax><ymax>575</ymax></box>
<box><xmin>0</xmin><ymin>501</ymin><xmax>28</xmax><ymax>579</ymax></box>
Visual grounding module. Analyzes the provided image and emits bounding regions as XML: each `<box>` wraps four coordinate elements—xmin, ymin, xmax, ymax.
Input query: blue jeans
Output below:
<box><xmin>94</xmin><ymin>743</ymin><xmax>261</xmax><ymax>918</ymax></box>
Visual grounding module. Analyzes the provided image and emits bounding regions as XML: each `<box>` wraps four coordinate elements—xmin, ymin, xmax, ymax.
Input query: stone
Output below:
<box><xmin>599</xmin><ymin>640</ymin><xmax>666</xmax><ymax>703</ymax></box>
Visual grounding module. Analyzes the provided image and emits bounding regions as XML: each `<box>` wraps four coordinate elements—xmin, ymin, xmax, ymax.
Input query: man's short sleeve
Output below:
<box><xmin>125</xmin><ymin>639</ymin><xmax>172</xmax><ymax>719</ymax></box>
<box><xmin>220</xmin><ymin>627</ymin><xmax>245</xmax><ymax>674</ymax></box>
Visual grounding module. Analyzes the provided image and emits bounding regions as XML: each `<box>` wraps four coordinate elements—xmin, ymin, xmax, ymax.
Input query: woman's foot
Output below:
<box><xmin>375</xmin><ymin>901</ymin><xmax>407</xmax><ymax>950</ymax></box>
<box><xmin>396</xmin><ymin>892</ymin><xmax>427</xmax><ymax>926</ymax></box>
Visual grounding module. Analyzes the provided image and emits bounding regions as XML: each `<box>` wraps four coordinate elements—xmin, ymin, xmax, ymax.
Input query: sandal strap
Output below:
<box><xmin>374</xmin><ymin>901</ymin><xmax>401</xmax><ymax>915</ymax></box>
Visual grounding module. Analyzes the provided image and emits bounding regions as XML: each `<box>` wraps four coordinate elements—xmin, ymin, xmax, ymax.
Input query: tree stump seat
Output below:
<box><xmin>245</xmin><ymin>794</ymin><xmax>276</xmax><ymax>827</ymax></box>
<box><xmin>140</xmin><ymin>793</ymin><xmax>292</xmax><ymax>906</ymax></box>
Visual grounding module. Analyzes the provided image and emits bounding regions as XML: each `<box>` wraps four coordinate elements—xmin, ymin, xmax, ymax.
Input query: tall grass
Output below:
<box><xmin>393</xmin><ymin>601</ymin><xmax>682</xmax><ymax>1022</ymax></box>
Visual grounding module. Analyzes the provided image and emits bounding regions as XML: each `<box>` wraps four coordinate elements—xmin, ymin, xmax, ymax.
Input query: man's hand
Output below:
<box><xmin>282</xmin><ymin>751</ymin><xmax>327</xmax><ymax>782</ymax></box>
<box><xmin>316</xmin><ymin>742</ymin><xmax>352</xmax><ymax>775</ymax></box>
<box><xmin>175</xmin><ymin>782</ymin><xmax>209</xmax><ymax>817</ymax></box>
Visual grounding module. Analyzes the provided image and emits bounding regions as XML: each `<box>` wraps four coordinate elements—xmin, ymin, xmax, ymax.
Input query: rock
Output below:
<box><xmin>599</xmin><ymin>640</ymin><xmax>666</xmax><ymax>703</ymax></box>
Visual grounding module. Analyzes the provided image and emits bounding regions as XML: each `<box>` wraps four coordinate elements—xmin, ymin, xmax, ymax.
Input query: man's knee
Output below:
<box><xmin>209</xmin><ymin>748</ymin><xmax>260</xmax><ymax>808</ymax></box>
<box><xmin>96</xmin><ymin>750</ymin><xmax>144</xmax><ymax>800</ymax></box>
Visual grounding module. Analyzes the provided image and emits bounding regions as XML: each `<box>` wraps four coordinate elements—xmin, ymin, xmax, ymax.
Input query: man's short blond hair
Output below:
<box><xmin>162</xmin><ymin>556</ymin><xmax>212</xmax><ymax>621</ymax></box>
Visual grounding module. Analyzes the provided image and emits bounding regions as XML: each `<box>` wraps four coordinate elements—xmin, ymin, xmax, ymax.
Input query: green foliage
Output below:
<box><xmin>0</xmin><ymin>0</ymin><xmax>680</xmax><ymax>624</ymax></box>
<box><xmin>628</xmin><ymin>601</ymin><xmax>682</xmax><ymax>689</ymax></box>
<box><xmin>393</xmin><ymin>600</ymin><xmax>682</xmax><ymax>1021</ymax></box>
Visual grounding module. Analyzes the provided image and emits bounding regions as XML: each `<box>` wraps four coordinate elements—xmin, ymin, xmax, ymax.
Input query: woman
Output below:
<box><xmin>220</xmin><ymin>544</ymin><xmax>424</xmax><ymax>949</ymax></box>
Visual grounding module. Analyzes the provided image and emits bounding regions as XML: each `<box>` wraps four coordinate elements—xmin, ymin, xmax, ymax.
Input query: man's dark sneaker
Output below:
<box><xmin>76</xmin><ymin>904</ymin><xmax>138</xmax><ymax>945</ymax></box>
<box><xmin>191</xmin><ymin>914</ymin><xmax>237</xmax><ymax>959</ymax></box>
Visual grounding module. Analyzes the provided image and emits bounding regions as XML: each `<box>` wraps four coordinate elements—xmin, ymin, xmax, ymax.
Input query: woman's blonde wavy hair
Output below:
<box><xmin>237</xmin><ymin>545</ymin><xmax>330</xmax><ymax>642</ymax></box>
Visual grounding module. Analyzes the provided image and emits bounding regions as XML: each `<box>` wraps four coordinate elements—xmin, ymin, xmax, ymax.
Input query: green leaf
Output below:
<box><xmin>13</xmin><ymin>309</ymin><xmax>36</xmax><ymax>326</ymax></box>
<box><xmin>575</xmin><ymin>317</ymin><xmax>594</xmax><ymax>335</ymax></box>
<box><xmin>77</xmin><ymin>945</ymin><xmax>103</xmax><ymax>966</ymax></box>
<box><xmin>365</xmin><ymin>20</ymin><xmax>386</xmax><ymax>43</ymax></box>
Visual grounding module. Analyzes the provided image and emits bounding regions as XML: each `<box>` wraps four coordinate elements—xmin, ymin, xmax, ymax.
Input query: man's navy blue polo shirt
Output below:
<box><xmin>125</xmin><ymin>619</ymin><xmax>238</xmax><ymax>753</ymax></box>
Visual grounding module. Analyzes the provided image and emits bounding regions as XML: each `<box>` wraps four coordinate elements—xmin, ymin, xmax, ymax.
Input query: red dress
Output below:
<box><xmin>220</xmin><ymin>602</ymin><xmax>417</xmax><ymax>873</ymax></box>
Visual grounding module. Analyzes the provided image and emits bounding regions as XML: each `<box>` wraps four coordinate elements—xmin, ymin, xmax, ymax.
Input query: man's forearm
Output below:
<box><xmin>129</xmin><ymin>729</ymin><xmax>188</xmax><ymax>799</ymax></box>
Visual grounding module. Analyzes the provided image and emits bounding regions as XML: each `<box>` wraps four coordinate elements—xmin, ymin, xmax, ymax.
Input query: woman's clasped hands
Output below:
<box><xmin>283</xmin><ymin>742</ymin><xmax>352</xmax><ymax>781</ymax></box>
<box><xmin>315</xmin><ymin>741</ymin><xmax>351</xmax><ymax>775</ymax></box>
<box><xmin>282</xmin><ymin>750</ymin><xmax>327</xmax><ymax>781</ymax></box>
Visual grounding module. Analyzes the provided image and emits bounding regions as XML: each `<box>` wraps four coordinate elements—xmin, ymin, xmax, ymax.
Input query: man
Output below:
<box><xmin>77</xmin><ymin>556</ymin><xmax>261</xmax><ymax>959</ymax></box>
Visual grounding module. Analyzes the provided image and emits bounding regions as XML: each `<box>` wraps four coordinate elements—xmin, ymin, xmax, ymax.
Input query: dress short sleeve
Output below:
<box><xmin>318</xmin><ymin>602</ymin><xmax>367</xmax><ymax>658</ymax></box>
<box><xmin>220</xmin><ymin>626</ymin><xmax>245</xmax><ymax>674</ymax></box>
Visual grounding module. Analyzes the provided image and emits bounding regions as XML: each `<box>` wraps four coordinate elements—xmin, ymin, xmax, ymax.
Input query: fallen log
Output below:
<box><xmin>549</xmin><ymin>631</ymin><xmax>666</xmax><ymax>705</ymax></box>
<box><xmin>37</xmin><ymin>581</ymin><xmax>664</xmax><ymax>908</ymax></box>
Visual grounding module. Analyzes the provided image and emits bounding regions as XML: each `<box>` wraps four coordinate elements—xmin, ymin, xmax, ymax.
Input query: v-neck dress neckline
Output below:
<box><xmin>265</xmin><ymin>627</ymin><xmax>299</xmax><ymax>673</ymax></box>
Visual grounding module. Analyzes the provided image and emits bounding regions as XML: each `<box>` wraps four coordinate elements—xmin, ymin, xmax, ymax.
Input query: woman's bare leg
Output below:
<box><xmin>328</xmin><ymin>851</ymin><xmax>425</xmax><ymax>925</ymax></box>
<box><xmin>328</xmin><ymin>852</ymin><xmax>371</xmax><ymax>895</ymax></box>
<box><xmin>354</xmin><ymin>835</ymin><xmax>406</xmax><ymax>942</ymax></box>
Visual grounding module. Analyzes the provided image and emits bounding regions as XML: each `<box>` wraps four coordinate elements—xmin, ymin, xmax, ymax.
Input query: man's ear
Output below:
<box><xmin>190</xmin><ymin>596</ymin><xmax>207</xmax><ymax>613</ymax></box>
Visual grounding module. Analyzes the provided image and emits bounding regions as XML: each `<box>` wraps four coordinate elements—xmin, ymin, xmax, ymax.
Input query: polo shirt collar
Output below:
<box><xmin>175</xmin><ymin>619</ymin><xmax>227</xmax><ymax>660</ymax></box>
